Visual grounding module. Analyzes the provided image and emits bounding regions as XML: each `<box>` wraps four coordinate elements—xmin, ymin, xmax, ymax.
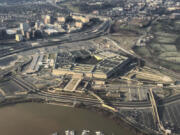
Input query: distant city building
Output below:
<box><xmin>75</xmin><ymin>21</ymin><xmax>83</xmax><ymax>28</ymax></box>
<box><xmin>44</xmin><ymin>28</ymin><xmax>58</xmax><ymax>35</ymax></box>
<box><xmin>92</xmin><ymin>10</ymin><xmax>99</xmax><ymax>15</ymax></box>
<box><xmin>0</xmin><ymin>28</ymin><xmax>7</xmax><ymax>40</ymax></box>
<box><xmin>44</xmin><ymin>15</ymin><xmax>51</xmax><ymax>24</ymax></box>
<box><xmin>72</xmin><ymin>15</ymin><xmax>89</xmax><ymax>23</ymax></box>
<box><xmin>170</xmin><ymin>13</ymin><xmax>180</xmax><ymax>19</ymax></box>
<box><xmin>26</xmin><ymin>32</ymin><xmax>31</xmax><ymax>39</ymax></box>
<box><xmin>20</xmin><ymin>23</ymin><xmax>30</xmax><ymax>36</ymax></box>
<box><xmin>57</xmin><ymin>17</ymin><xmax>66</xmax><ymax>23</ymax></box>
<box><xmin>35</xmin><ymin>22</ymin><xmax>41</xmax><ymax>30</ymax></box>
<box><xmin>6</xmin><ymin>28</ymin><xmax>18</xmax><ymax>35</ymax></box>
<box><xmin>20</xmin><ymin>23</ymin><xmax>30</xmax><ymax>31</ymax></box>
<box><xmin>32</xmin><ymin>30</ymin><xmax>35</xmax><ymax>38</ymax></box>
<box><xmin>15</xmin><ymin>34</ymin><xmax>23</xmax><ymax>42</ymax></box>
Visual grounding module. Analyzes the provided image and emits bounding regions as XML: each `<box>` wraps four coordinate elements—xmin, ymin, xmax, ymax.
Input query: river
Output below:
<box><xmin>0</xmin><ymin>103</ymin><xmax>134</xmax><ymax>135</ymax></box>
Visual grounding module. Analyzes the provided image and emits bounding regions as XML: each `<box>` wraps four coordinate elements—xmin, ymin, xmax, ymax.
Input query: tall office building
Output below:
<box><xmin>15</xmin><ymin>34</ymin><xmax>23</xmax><ymax>42</ymax></box>
<box><xmin>20</xmin><ymin>23</ymin><xmax>30</xmax><ymax>36</ymax></box>
<box><xmin>44</xmin><ymin>15</ymin><xmax>51</xmax><ymax>24</ymax></box>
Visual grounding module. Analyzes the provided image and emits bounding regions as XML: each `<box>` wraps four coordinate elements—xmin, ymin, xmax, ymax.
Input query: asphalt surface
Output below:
<box><xmin>0</xmin><ymin>20</ymin><xmax>111</xmax><ymax>58</ymax></box>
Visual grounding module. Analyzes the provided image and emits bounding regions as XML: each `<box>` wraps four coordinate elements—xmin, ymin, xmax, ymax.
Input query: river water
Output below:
<box><xmin>0</xmin><ymin>103</ymin><xmax>134</xmax><ymax>135</ymax></box>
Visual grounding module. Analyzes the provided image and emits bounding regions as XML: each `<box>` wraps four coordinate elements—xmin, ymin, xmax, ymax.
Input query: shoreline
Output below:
<box><xmin>0</xmin><ymin>96</ymin><xmax>159</xmax><ymax>135</ymax></box>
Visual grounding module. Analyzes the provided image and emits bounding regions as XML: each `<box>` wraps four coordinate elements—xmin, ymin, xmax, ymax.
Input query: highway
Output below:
<box><xmin>3</xmin><ymin>75</ymin><xmax>180</xmax><ymax>110</ymax></box>
<box><xmin>8</xmin><ymin>76</ymin><xmax>152</xmax><ymax>108</ymax></box>
<box><xmin>10</xmin><ymin>76</ymin><xmax>36</xmax><ymax>91</ymax></box>
<box><xmin>112</xmin><ymin>101</ymin><xmax>151</xmax><ymax>108</ymax></box>
<box><xmin>0</xmin><ymin>19</ymin><xmax>110</xmax><ymax>58</ymax></box>
<box><xmin>26</xmin><ymin>91</ymin><xmax>102</xmax><ymax>106</ymax></box>
<box><xmin>37</xmin><ymin>91</ymin><xmax>100</xmax><ymax>103</ymax></box>
<box><xmin>5</xmin><ymin>75</ymin><xmax>180</xmax><ymax>108</ymax></box>
<box><xmin>4</xmin><ymin>76</ymin><xmax>101</xmax><ymax>106</ymax></box>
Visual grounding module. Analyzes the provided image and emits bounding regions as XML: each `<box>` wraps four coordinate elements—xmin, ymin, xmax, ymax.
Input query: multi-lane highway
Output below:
<box><xmin>0</xmin><ymin>19</ymin><xmax>111</xmax><ymax>58</ymax></box>
<box><xmin>33</xmin><ymin>91</ymin><xmax>101</xmax><ymax>106</ymax></box>
<box><xmin>4</xmin><ymin>75</ymin><xmax>180</xmax><ymax>110</ymax></box>
<box><xmin>0</xmin><ymin>75</ymin><xmax>101</xmax><ymax>106</ymax></box>
<box><xmin>112</xmin><ymin>101</ymin><xmax>151</xmax><ymax>108</ymax></box>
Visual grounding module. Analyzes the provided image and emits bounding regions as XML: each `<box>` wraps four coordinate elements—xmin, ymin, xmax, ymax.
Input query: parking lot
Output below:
<box><xmin>106</xmin><ymin>83</ymin><xmax>149</xmax><ymax>101</ymax></box>
<box><xmin>0</xmin><ymin>79</ymin><xmax>28</xmax><ymax>96</ymax></box>
<box><xmin>120</xmin><ymin>108</ymin><xmax>157</xmax><ymax>131</ymax></box>
<box><xmin>158</xmin><ymin>101</ymin><xmax>180</xmax><ymax>133</ymax></box>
